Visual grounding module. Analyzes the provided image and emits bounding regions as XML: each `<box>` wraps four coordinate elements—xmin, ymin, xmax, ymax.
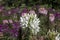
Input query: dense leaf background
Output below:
<box><xmin>0</xmin><ymin>0</ymin><xmax>60</xmax><ymax>40</ymax></box>
<box><xmin>0</xmin><ymin>0</ymin><xmax>60</xmax><ymax>8</ymax></box>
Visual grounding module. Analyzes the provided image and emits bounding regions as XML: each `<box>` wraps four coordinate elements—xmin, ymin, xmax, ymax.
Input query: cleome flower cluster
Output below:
<box><xmin>20</xmin><ymin>13</ymin><xmax>40</xmax><ymax>35</ymax></box>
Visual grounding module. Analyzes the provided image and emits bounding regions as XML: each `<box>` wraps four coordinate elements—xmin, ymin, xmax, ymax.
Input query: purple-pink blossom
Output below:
<box><xmin>9</xmin><ymin>19</ymin><xmax>13</xmax><ymax>23</ymax></box>
<box><xmin>0</xmin><ymin>24</ymin><xmax>3</xmax><ymax>32</ymax></box>
<box><xmin>0</xmin><ymin>6</ymin><xmax>4</xmax><ymax>12</ymax></box>
<box><xmin>29</xmin><ymin>10</ymin><xmax>35</xmax><ymax>14</ymax></box>
<box><xmin>55</xmin><ymin>12</ymin><xmax>60</xmax><ymax>19</ymax></box>
<box><xmin>21</xmin><ymin>8</ymin><xmax>28</xmax><ymax>16</ymax></box>
<box><xmin>49</xmin><ymin>14</ymin><xmax>55</xmax><ymax>22</ymax></box>
<box><xmin>3</xmin><ymin>20</ymin><xmax>8</xmax><ymax>24</ymax></box>
<box><xmin>38</xmin><ymin>7</ymin><xmax>48</xmax><ymax>15</ymax></box>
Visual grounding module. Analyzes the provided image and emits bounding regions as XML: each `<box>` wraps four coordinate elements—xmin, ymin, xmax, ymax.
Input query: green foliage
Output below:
<box><xmin>0</xmin><ymin>0</ymin><xmax>60</xmax><ymax>8</ymax></box>
<box><xmin>0</xmin><ymin>0</ymin><xmax>60</xmax><ymax>40</ymax></box>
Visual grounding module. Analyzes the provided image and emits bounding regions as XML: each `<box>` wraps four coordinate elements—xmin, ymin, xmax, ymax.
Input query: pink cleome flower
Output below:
<box><xmin>29</xmin><ymin>10</ymin><xmax>35</xmax><ymax>14</ymax></box>
<box><xmin>49</xmin><ymin>14</ymin><xmax>55</xmax><ymax>22</ymax></box>
<box><xmin>3</xmin><ymin>20</ymin><xmax>8</xmax><ymax>24</ymax></box>
<box><xmin>0</xmin><ymin>6</ymin><xmax>4</xmax><ymax>12</ymax></box>
<box><xmin>8</xmin><ymin>19</ymin><xmax>13</xmax><ymax>23</ymax></box>
<box><xmin>38</xmin><ymin>7</ymin><xmax>48</xmax><ymax>15</ymax></box>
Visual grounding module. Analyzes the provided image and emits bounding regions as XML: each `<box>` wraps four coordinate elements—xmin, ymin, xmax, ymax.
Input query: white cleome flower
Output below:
<box><xmin>20</xmin><ymin>13</ymin><xmax>40</xmax><ymax>35</ymax></box>
<box><xmin>55</xmin><ymin>33</ymin><xmax>60</xmax><ymax>40</ymax></box>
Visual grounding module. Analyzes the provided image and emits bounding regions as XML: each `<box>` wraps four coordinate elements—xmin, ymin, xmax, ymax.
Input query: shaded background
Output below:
<box><xmin>0</xmin><ymin>0</ymin><xmax>60</xmax><ymax>8</ymax></box>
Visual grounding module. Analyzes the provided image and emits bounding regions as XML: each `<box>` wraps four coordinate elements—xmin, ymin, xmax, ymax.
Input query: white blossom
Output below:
<box><xmin>55</xmin><ymin>33</ymin><xmax>60</xmax><ymax>40</ymax></box>
<box><xmin>20</xmin><ymin>13</ymin><xmax>40</xmax><ymax>35</ymax></box>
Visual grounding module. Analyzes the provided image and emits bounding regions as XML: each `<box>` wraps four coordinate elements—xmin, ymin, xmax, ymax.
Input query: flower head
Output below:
<box><xmin>21</xmin><ymin>8</ymin><xmax>28</xmax><ymax>16</ymax></box>
<box><xmin>29</xmin><ymin>10</ymin><xmax>35</xmax><ymax>14</ymax></box>
<box><xmin>49</xmin><ymin>14</ymin><xmax>55</xmax><ymax>22</ymax></box>
<box><xmin>20</xmin><ymin>13</ymin><xmax>40</xmax><ymax>35</ymax></box>
<box><xmin>55</xmin><ymin>12</ymin><xmax>60</xmax><ymax>19</ymax></box>
<box><xmin>38</xmin><ymin>7</ymin><xmax>48</xmax><ymax>15</ymax></box>
<box><xmin>55</xmin><ymin>33</ymin><xmax>60</xmax><ymax>40</ymax></box>
<box><xmin>0</xmin><ymin>6</ymin><xmax>4</xmax><ymax>12</ymax></box>
<box><xmin>0</xmin><ymin>24</ymin><xmax>3</xmax><ymax>32</ymax></box>
<box><xmin>3</xmin><ymin>20</ymin><xmax>8</xmax><ymax>24</ymax></box>
<box><xmin>8</xmin><ymin>19</ymin><xmax>13</xmax><ymax>23</ymax></box>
